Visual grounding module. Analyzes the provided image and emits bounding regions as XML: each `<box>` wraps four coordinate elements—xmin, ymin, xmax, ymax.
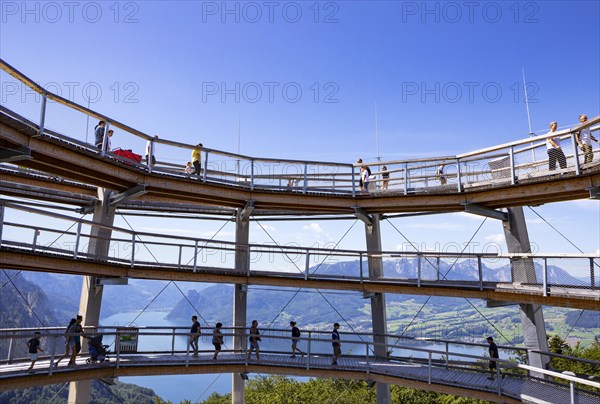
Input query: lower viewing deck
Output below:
<box><xmin>2</xmin><ymin>352</ymin><xmax>598</xmax><ymax>404</ymax></box>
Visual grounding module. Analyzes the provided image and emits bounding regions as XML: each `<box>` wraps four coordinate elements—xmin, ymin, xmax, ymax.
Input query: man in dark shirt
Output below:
<box><xmin>331</xmin><ymin>323</ymin><xmax>341</xmax><ymax>365</ymax></box>
<box><xmin>486</xmin><ymin>336</ymin><xmax>502</xmax><ymax>380</ymax></box>
<box><xmin>189</xmin><ymin>315</ymin><xmax>201</xmax><ymax>357</ymax></box>
<box><xmin>27</xmin><ymin>331</ymin><xmax>44</xmax><ymax>372</ymax></box>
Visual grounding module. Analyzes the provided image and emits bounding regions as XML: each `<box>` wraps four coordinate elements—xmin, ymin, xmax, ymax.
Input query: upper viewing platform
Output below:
<box><xmin>1</xmin><ymin>59</ymin><xmax>599</xmax><ymax>215</ymax></box>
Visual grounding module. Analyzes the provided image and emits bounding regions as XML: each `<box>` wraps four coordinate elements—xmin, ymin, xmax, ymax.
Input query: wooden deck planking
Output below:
<box><xmin>1</xmin><ymin>353</ymin><xmax>599</xmax><ymax>404</ymax></box>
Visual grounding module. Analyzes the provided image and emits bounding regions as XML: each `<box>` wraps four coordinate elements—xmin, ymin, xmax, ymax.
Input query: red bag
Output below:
<box><xmin>113</xmin><ymin>148</ymin><xmax>142</xmax><ymax>165</ymax></box>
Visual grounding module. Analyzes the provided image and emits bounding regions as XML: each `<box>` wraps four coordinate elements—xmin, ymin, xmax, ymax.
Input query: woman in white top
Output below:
<box><xmin>576</xmin><ymin>114</ymin><xmax>598</xmax><ymax>164</ymax></box>
<box><xmin>546</xmin><ymin>121</ymin><xmax>566</xmax><ymax>170</ymax></box>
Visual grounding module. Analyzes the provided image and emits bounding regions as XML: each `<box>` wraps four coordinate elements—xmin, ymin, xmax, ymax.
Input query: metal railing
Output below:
<box><xmin>1</xmin><ymin>326</ymin><xmax>598</xmax><ymax>403</ymax></box>
<box><xmin>1</xmin><ymin>201</ymin><xmax>598</xmax><ymax>296</ymax></box>
<box><xmin>1</xmin><ymin>59</ymin><xmax>599</xmax><ymax>197</ymax></box>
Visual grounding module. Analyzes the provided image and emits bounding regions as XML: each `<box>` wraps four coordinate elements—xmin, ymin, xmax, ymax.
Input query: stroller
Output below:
<box><xmin>86</xmin><ymin>335</ymin><xmax>110</xmax><ymax>363</ymax></box>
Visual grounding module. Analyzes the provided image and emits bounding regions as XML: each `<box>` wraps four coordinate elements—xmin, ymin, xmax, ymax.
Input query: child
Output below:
<box><xmin>184</xmin><ymin>161</ymin><xmax>193</xmax><ymax>175</ymax></box>
<box><xmin>212</xmin><ymin>322</ymin><xmax>224</xmax><ymax>360</ymax></box>
<box><xmin>27</xmin><ymin>332</ymin><xmax>44</xmax><ymax>372</ymax></box>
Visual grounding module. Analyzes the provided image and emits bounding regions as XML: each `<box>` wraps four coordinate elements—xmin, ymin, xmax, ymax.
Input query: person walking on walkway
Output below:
<box><xmin>486</xmin><ymin>336</ymin><xmax>502</xmax><ymax>380</ymax></box>
<box><xmin>192</xmin><ymin>143</ymin><xmax>203</xmax><ymax>177</ymax></box>
<box><xmin>331</xmin><ymin>322</ymin><xmax>341</xmax><ymax>365</ymax></box>
<box><xmin>547</xmin><ymin>121</ymin><xmax>566</xmax><ymax>171</ymax></box>
<box><xmin>27</xmin><ymin>331</ymin><xmax>44</xmax><ymax>372</ymax></box>
<box><xmin>67</xmin><ymin>315</ymin><xmax>86</xmax><ymax>367</ymax></box>
<box><xmin>248</xmin><ymin>320</ymin><xmax>261</xmax><ymax>360</ymax></box>
<box><xmin>54</xmin><ymin>318</ymin><xmax>76</xmax><ymax>367</ymax></box>
<box><xmin>290</xmin><ymin>321</ymin><xmax>304</xmax><ymax>358</ymax></box>
<box><xmin>212</xmin><ymin>322</ymin><xmax>224</xmax><ymax>360</ymax></box>
<box><xmin>576</xmin><ymin>114</ymin><xmax>598</xmax><ymax>164</ymax></box>
<box><xmin>189</xmin><ymin>315</ymin><xmax>201</xmax><ymax>357</ymax></box>
<box><xmin>437</xmin><ymin>162</ymin><xmax>447</xmax><ymax>185</ymax></box>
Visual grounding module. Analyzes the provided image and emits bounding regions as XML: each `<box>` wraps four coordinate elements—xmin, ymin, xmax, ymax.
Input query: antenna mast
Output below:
<box><xmin>522</xmin><ymin>68</ymin><xmax>536</xmax><ymax>162</ymax></box>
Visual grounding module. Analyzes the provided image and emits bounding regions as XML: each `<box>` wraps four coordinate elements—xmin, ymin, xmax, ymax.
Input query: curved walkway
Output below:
<box><xmin>1</xmin><ymin>57</ymin><xmax>599</xmax><ymax>215</ymax></box>
<box><xmin>2</xmin><ymin>350</ymin><xmax>598</xmax><ymax>404</ymax></box>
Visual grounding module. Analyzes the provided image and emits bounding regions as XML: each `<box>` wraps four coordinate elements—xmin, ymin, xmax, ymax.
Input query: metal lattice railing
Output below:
<box><xmin>1</xmin><ymin>201</ymin><xmax>598</xmax><ymax>297</ymax></box>
<box><xmin>1</xmin><ymin>59</ymin><xmax>599</xmax><ymax>197</ymax></box>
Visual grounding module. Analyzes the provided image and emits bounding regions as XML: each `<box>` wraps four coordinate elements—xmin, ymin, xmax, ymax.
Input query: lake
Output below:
<box><xmin>100</xmin><ymin>310</ymin><xmax>490</xmax><ymax>403</ymax></box>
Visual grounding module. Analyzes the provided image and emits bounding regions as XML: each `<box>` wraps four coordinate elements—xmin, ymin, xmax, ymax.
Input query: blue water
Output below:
<box><xmin>100</xmin><ymin>311</ymin><xmax>488</xmax><ymax>403</ymax></box>
<box><xmin>101</xmin><ymin>310</ymin><xmax>232</xmax><ymax>403</ymax></box>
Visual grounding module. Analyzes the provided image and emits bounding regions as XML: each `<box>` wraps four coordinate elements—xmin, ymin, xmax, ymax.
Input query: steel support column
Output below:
<box><xmin>365</xmin><ymin>215</ymin><xmax>391</xmax><ymax>404</ymax></box>
<box><xmin>232</xmin><ymin>208</ymin><xmax>250</xmax><ymax>404</ymax></box>
<box><xmin>68</xmin><ymin>188</ymin><xmax>115</xmax><ymax>403</ymax></box>
<box><xmin>503</xmin><ymin>207</ymin><xmax>550</xmax><ymax>379</ymax></box>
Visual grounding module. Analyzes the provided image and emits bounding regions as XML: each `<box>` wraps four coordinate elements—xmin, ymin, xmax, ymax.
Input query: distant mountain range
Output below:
<box><xmin>1</xmin><ymin>258</ymin><xmax>593</xmax><ymax>336</ymax></box>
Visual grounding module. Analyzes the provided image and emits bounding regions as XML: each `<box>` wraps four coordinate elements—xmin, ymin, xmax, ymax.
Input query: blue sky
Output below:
<box><xmin>1</xmin><ymin>3</ymin><xmax>599</xmax><ymax>400</ymax></box>
<box><xmin>2</xmin><ymin>0</ymin><xmax>598</xmax><ymax>254</ymax></box>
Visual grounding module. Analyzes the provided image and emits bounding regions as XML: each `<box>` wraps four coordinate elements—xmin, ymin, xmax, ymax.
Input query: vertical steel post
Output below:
<box><xmin>590</xmin><ymin>258</ymin><xmax>595</xmax><ymax>289</ymax></box>
<box><xmin>571</xmin><ymin>133</ymin><xmax>581</xmax><ymax>175</ymax></box>
<box><xmin>178</xmin><ymin>245</ymin><xmax>182</xmax><ymax>270</ymax></box>
<box><xmin>48</xmin><ymin>336</ymin><xmax>57</xmax><ymax>376</ymax></box>
<box><xmin>351</xmin><ymin>166</ymin><xmax>356</xmax><ymax>197</ymax></box>
<box><xmin>478</xmin><ymin>256</ymin><xmax>483</xmax><ymax>291</ymax></box>
<box><xmin>417</xmin><ymin>254</ymin><xmax>421</xmax><ymax>287</ymax></box>
<box><xmin>428</xmin><ymin>352</ymin><xmax>432</xmax><ymax>383</ymax></box>
<box><xmin>116</xmin><ymin>331</ymin><xmax>121</xmax><ymax>369</ymax></box>
<box><xmin>38</xmin><ymin>94</ymin><xmax>47</xmax><ymax>135</ymax></box>
<box><xmin>445</xmin><ymin>342</ymin><xmax>449</xmax><ymax>369</ymax></box>
<box><xmin>203</xmin><ymin>150</ymin><xmax>209</xmax><ymax>181</ymax></box>
<box><xmin>403</xmin><ymin>163</ymin><xmax>408</xmax><ymax>195</ymax></box>
<box><xmin>148</xmin><ymin>136</ymin><xmax>155</xmax><ymax>173</ymax></box>
<box><xmin>366</xmin><ymin>342</ymin><xmax>370</xmax><ymax>374</ymax></box>
<box><xmin>359</xmin><ymin>253</ymin><xmax>364</xmax><ymax>283</ymax></box>
<box><xmin>32</xmin><ymin>228</ymin><xmax>38</xmax><ymax>252</ymax></box>
<box><xmin>543</xmin><ymin>258</ymin><xmax>548</xmax><ymax>297</ymax></box>
<box><xmin>456</xmin><ymin>158</ymin><xmax>462</xmax><ymax>192</ymax></box>
<box><xmin>7</xmin><ymin>333</ymin><xmax>15</xmax><ymax>363</ymax></box>
<box><xmin>193</xmin><ymin>240</ymin><xmax>198</xmax><ymax>272</ymax></box>
<box><xmin>497</xmin><ymin>364</ymin><xmax>502</xmax><ymax>396</ymax></box>
<box><xmin>303</xmin><ymin>163</ymin><xmax>308</xmax><ymax>193</ymax></box>
<box><xmin>509</xmin><ymin>146</ymin><xmax>516</xmax><ymax>184</ymax></box>
<box><xmin>305</xmin><ymin>252</ymin><xmax>310</xmax><ymax>280</ymax></box>
<box><xmin>569</xmin><ymin>380</ymin><xmax>576</xmax><ymax>404</ymax></box>
<box><xmin>436</xmin><ymin>257</ymin><xmax>440</xmax><ymax>281</ymax></box>
<box><xmin>74</xmin><ymin>222</ymin><xmax>82</xmax><ymax>259</ymax></box>
<box><xmin>306</xmin><ymin>331</ymin><xmax>311</xmax><ymax>370</ymax></box>
<box><xmin>0</xmin><ymin>203</ymin><xmax>5</xmax><ymax>243</ymax></box>
<box><xmin>171</xmin><ymin>328</ymin><xmax>176</xmax><ymax>355</ymax></box>
<box><xmin>129</xmin><ymin>233</ymin><xmax>135</xmax><ymax>267</ymax></box>
<box><xmin>250</xmin><ymin>160</ymin><xmax>255</xmax><ymax>190</ymax></box>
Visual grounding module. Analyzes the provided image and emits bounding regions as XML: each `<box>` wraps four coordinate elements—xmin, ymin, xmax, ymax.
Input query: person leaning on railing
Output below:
<box><xmin>576</xmin><ymin>114</ymin><xmax>599</xmax><ymax>164</ymax></box>
<box><xmin>94</xmin><ymin>121</ymin><xmax>105</xmax><ymax>150</ymax></box>
<box><xmin>546</xmin><ymin>121</ymin><xmax>567</xmax><ymax>171</ymax></box>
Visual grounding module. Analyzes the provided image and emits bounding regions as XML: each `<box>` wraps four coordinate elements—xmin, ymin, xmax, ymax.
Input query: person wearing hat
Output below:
<box><xmin>486</xmin><ymin>336</ymin><xmax>502</xmax><ymax>380</ymax></box>
<box><xmin>331</xmin><ymin>323</ymin><xmax>341</xmax><ymax>365</ymax></box>
<box><xmin>289</xmin><ymin>321</ymin><xmax>304</xmax><ymax>358</ymax></box>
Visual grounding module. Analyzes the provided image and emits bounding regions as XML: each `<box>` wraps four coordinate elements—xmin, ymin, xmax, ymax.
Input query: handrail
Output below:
<box><xmin>2</xmin><ymin>57</ymin><xmax>599</xmax><ymax>198</ymax></box>
<box><xmin>0</xmin><ymin>200</ymin><xmax>502</xmax><ymax>258</ymax></box>
<box><xmin>2</xmin><ymin>327</ymin><xmax>598</xmax><ymax>392</ymax></box>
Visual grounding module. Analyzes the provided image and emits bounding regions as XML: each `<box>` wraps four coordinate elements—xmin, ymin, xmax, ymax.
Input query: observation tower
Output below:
<box><xmin>0</xmin><ymin>59</ymin><xmax>599</xmax><ymax>404</ymax></box>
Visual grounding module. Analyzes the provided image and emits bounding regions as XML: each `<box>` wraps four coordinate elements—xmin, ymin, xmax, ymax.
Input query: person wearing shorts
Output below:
<box><xmin>68</xmin><ymin>315</ymin><xmax>86</xmax><ymax>367</ymax></box>
<box><xmin>27</xmin><ymin>332</ymin><xmax>44</xmax><ymax>372</ymax></box>
<box><xmin>212</xmin><ymin>322</ymin><xmax>224</xmax><ymax>360</ymax></box>
<box><xmin>248</xmin><ymin>320</ymin><xmax>261</xmax><ymax>360</ymax></box>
